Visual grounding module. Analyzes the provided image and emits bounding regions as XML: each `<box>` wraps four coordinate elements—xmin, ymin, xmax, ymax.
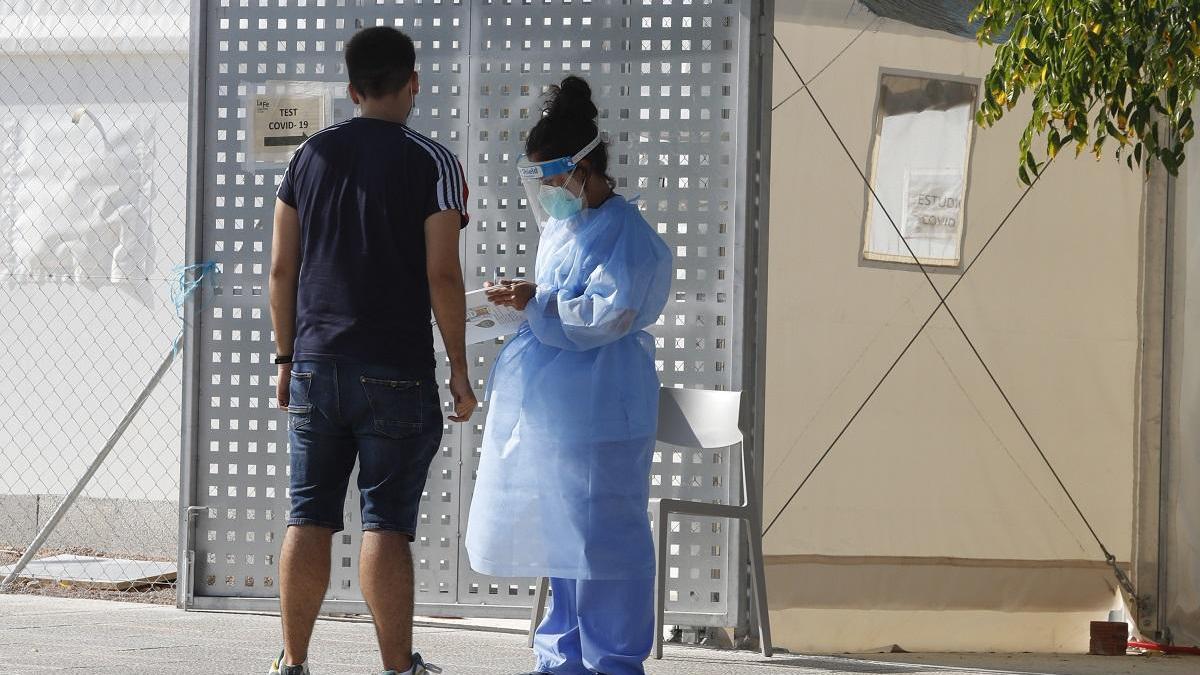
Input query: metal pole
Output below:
<box><xmin>177</xmin><ymin>0</ymin><xmax>211</xmax><ymax>610</ymax></box>
<box><xmin>1133</xmin><ymin>129</ymin><xmax>1174</xmax><ymax>637</ymax></box>
<box><xmin>737</xmin><ymin>0</ymin><xmax>775</xmax><ymax>646</ymax></box>
<box><xmin>1156</xmin><ymin>143</ymin><xmax>1178</xmax><ymax>640</ymax></box>
<box><xmin>1</xmin><ymin>343</ymin><xmax>179</xmax><ymax>590</ymax></box>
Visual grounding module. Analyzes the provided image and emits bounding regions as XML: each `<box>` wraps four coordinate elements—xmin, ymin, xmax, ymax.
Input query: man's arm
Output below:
<box><xmin>426</xmin><ymin>209</ymin><xmax>476</xmax><ymax>422</ymax></box>
<box><xmin>269</xmin><ymin>198</ymin><xmax>301</xmax><ymax>409</ymax></box>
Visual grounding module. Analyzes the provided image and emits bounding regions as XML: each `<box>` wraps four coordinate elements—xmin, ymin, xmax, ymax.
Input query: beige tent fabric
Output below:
<box><xmin>766</xmin><ymin>556</ymin><xmax>1123</xmax><ymax>612</ymax></box>
<box><xmin>1164</xmin><ymin>133</ymin><xmax>1200</xmax><ymax>647</ymax></box>
<box><xmin>766</xmin><ymin>606</ymin><xmax>1114</xmax><ymax>653</ymax></box>
<box><xmin>763</xmin><ymin>4</ymin><xmax>1141</xmax><ymax>651</ymax></box>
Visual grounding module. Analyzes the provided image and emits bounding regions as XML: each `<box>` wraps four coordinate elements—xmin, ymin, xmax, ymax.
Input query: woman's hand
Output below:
<box><xmin>485</xmin><ymin>279</ymin><xmax>537</xmax><ymax>311</ymax></box>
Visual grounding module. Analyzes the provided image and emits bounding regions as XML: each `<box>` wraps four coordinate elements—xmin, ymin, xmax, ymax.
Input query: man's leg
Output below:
<box><xmin>352</xmin><ymin>374</ymin><xmax>445</xmax><ymax>672</ymax></box>
<box><xmin>360</xmin><ymin>530</ymin><xmax>415</xmax><ymax>672</ymax></box>
<box><xmin>279</xmin><ymin>362</ymin><xmax>355</xmax><ymax>668</ymax></box>
<box><xmin>279</xmin><ymin>524</ymin><xmax>335</xmax><ymax>666</ymax></box>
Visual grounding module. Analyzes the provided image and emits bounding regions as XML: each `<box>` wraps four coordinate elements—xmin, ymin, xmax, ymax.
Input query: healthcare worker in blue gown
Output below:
<box><xmin>465</xmin><ymin>75</ymin><xmax>673</xmax><ymax>675</ymax></box>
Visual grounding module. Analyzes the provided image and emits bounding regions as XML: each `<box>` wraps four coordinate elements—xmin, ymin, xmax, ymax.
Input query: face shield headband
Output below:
<box><xmin>517</xmin><ymin>134</ymin><xmax>603</xmax><ymax>227</ymax></box>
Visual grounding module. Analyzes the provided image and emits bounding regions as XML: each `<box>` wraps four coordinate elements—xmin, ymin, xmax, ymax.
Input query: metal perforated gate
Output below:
<box><xmin>181</xmin><ymin>0</ymin><xmax>771</xmax><ymax>628</ymax></box>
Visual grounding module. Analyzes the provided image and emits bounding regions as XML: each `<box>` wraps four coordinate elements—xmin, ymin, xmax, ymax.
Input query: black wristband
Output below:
<box><xmin>274</xmin><ymin>354</ymin><xmax>294</xmax><ymax>365</ymax></box>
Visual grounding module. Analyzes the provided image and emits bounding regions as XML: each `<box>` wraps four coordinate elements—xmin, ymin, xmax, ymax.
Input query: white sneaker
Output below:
<box><xmin>269</xmin><ymin>649</ymin><xmax>311</xmax><ymax>675</ymax></box>
<box><xmin>380</xmin><ymin>652</ymin><xmax>441</xmax><ymax>675</ymax></box>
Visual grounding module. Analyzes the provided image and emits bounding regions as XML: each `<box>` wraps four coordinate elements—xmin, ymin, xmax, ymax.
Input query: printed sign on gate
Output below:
<box><xmin>251</xmin><ymin>81</ymin><xmax>331</xmax><ymax>164</ymax></box>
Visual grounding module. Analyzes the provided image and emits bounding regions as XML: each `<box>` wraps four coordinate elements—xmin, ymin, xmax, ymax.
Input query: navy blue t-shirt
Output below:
<box><xmin>277</xmin><ymin>117</ymin><xmax>468</xmax><ymax>375</ymax></box>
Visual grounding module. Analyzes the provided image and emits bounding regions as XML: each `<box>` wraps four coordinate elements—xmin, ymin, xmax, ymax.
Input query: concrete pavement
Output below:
<box><xmin>1</xmin><ymin>594</ymin><xmax>1196</xmax><ymax>675</ymax></box>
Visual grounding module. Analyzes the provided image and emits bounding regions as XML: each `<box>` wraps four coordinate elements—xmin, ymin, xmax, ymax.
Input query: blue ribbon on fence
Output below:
<box><xmin>169</xmin><ymin>262</ymin><xmax>219</xmax><ymax>354</ymax></box>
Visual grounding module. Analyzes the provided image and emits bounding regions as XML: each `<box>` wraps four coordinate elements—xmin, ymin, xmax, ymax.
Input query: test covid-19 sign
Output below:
<box><xmin>251</xmin><ymin>81</ymin><xmax>331</xmax><ymax>165</ymax></box>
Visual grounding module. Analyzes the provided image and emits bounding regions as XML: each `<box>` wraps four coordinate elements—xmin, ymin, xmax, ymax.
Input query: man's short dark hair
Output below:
<box><xmin>345</xmin><ymin>27</ymin><xmax>416</xmax><ymax>99</ymax></box>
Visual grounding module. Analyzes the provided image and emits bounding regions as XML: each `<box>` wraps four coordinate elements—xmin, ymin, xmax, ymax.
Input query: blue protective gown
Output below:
<box><xmin>534</xmin><ymin>577</ymin><xmax>655</xmax><ymax>675</ymax></box>
<box><xmin>465</xmin><ymin>194</ymin><xmax>673</xmax><ymax>581</ymax></box>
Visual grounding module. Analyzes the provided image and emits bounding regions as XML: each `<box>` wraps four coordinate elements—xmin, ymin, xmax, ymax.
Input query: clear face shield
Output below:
<box><xmin>517</xmin><ymin>134</ymin><xmax>602</xmax><ymax>229</ymax></box>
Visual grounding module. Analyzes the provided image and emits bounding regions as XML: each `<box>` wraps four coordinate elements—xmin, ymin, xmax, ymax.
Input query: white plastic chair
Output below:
<box><xmin>527</xmin><ymin>387</ymin><xmax>773</xmax><ymax>658</ymax></box>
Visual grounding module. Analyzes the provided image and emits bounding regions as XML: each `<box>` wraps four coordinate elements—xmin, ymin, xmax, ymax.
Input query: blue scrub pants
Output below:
<box><xmin>533</xmin><ymin>577</ymin><xmax>655</xmax><ymax>675</ymax></box>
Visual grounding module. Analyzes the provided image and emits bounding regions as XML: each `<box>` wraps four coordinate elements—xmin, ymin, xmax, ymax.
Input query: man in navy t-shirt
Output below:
<box><xmin>268</xmin><ymin>26</ymin><xmax>474</xmax><ymax>675</ymax></box>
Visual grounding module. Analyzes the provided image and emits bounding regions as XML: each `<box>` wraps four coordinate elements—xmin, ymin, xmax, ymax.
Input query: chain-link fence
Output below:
<box><xmin>0</xmin><ymin>0</ymin><xmax>190</xmax><ymax>602</ymax></box>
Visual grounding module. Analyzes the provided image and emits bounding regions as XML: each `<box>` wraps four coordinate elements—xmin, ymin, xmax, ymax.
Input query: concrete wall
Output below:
<box><xmin>0</xmin><ymin>495</ymin><xmax>176</xmax><ymax>559</ymax></box>
<box><xmin>761</xmin><ymin>2</ymin><xmax>1142</xmax><ymax>652</ymax></box>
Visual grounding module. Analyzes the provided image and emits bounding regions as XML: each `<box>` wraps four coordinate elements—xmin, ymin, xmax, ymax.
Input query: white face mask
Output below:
<box><xmin>517</xmin><ymin>133</ymin><xmax>603</xmax><ymax>229</ymax></box>
<box><xmin>536</xmin><ymin>169</ymin><xmax>586</xmax><ymax>222</ymax></box>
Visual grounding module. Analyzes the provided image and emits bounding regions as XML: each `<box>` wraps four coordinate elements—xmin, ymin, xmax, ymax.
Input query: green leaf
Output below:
<box><xmin>1025</xmin><ymin>150</ymin><xmax>1039</xmax><ymax>173</ymax></box>
<box><xmin>1048</xmin><ymin>128</ymin><xmax>1063</xmax><ymax>157</ymax></box>
<box><xmin>978</xmin><ymin>0</ymin><xmax>1198</xmax><ymax>179</ymax></box>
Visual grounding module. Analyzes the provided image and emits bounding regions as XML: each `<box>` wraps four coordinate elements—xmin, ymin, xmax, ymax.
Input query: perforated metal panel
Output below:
<box><xmin>182</xmin><ymin>0</ymin><xmax>766</xmax><ymax>627</ymax></box>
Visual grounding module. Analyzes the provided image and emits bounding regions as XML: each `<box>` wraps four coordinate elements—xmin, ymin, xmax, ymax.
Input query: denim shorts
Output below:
<box><xmin>286</xmin><ymin>361</ymin><xmax>443</xmax><ymax>537</ymax></box>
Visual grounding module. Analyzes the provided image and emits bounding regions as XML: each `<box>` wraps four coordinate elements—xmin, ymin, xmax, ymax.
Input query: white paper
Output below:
<box><xmin>866</xmin><ymin>102</ymin><xmax>972</xmax><ymax>264</ymax></box>
<box><xmin>249</xmin><ymin>80</ymin><xmax>332</xmax><ymax>166</ymax></box>
<box><xmin>902</xmin><ymin>168</ymin><xmax>964</xmax><ymax>241</ymax></box>
<box><xmin>433</xmin><ymin>287</ymin><xmax>525</xmax><ymax>353</ymax></box>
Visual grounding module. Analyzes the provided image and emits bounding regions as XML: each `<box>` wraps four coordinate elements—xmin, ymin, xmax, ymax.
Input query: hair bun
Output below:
<box><xmin>545</xmin><ymin>75</ymin><xmax>599</xmax><ymax>122</ymax></box>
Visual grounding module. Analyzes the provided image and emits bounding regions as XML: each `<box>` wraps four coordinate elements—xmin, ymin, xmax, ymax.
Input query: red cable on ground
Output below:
<box><xmin>1129</xmin><ymin>640</ymin><xmax>1200</xmax><ymax>656</ymax></box>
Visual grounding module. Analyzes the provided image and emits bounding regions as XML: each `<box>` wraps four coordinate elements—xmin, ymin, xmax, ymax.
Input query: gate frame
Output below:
<box><xmin>178</xmin><ymin>0</ymin><xmax>775</xmax><ymax>631</ymax></box>
<box><xmin>738</xmin><ymin>0</ymin><xmax>775</xmax><ymax>642</ymax></box>
<box><xmin>177</xmin><ymin>0</ymin><xmax>210</xmax><ymax>610</ymax></box>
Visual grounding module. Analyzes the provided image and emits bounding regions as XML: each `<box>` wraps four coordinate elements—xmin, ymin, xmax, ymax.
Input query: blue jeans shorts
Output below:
<box><xmin>286</xmin><ymin>361</ymin><xmax>443</xmax><ymax>537</ymax></box>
